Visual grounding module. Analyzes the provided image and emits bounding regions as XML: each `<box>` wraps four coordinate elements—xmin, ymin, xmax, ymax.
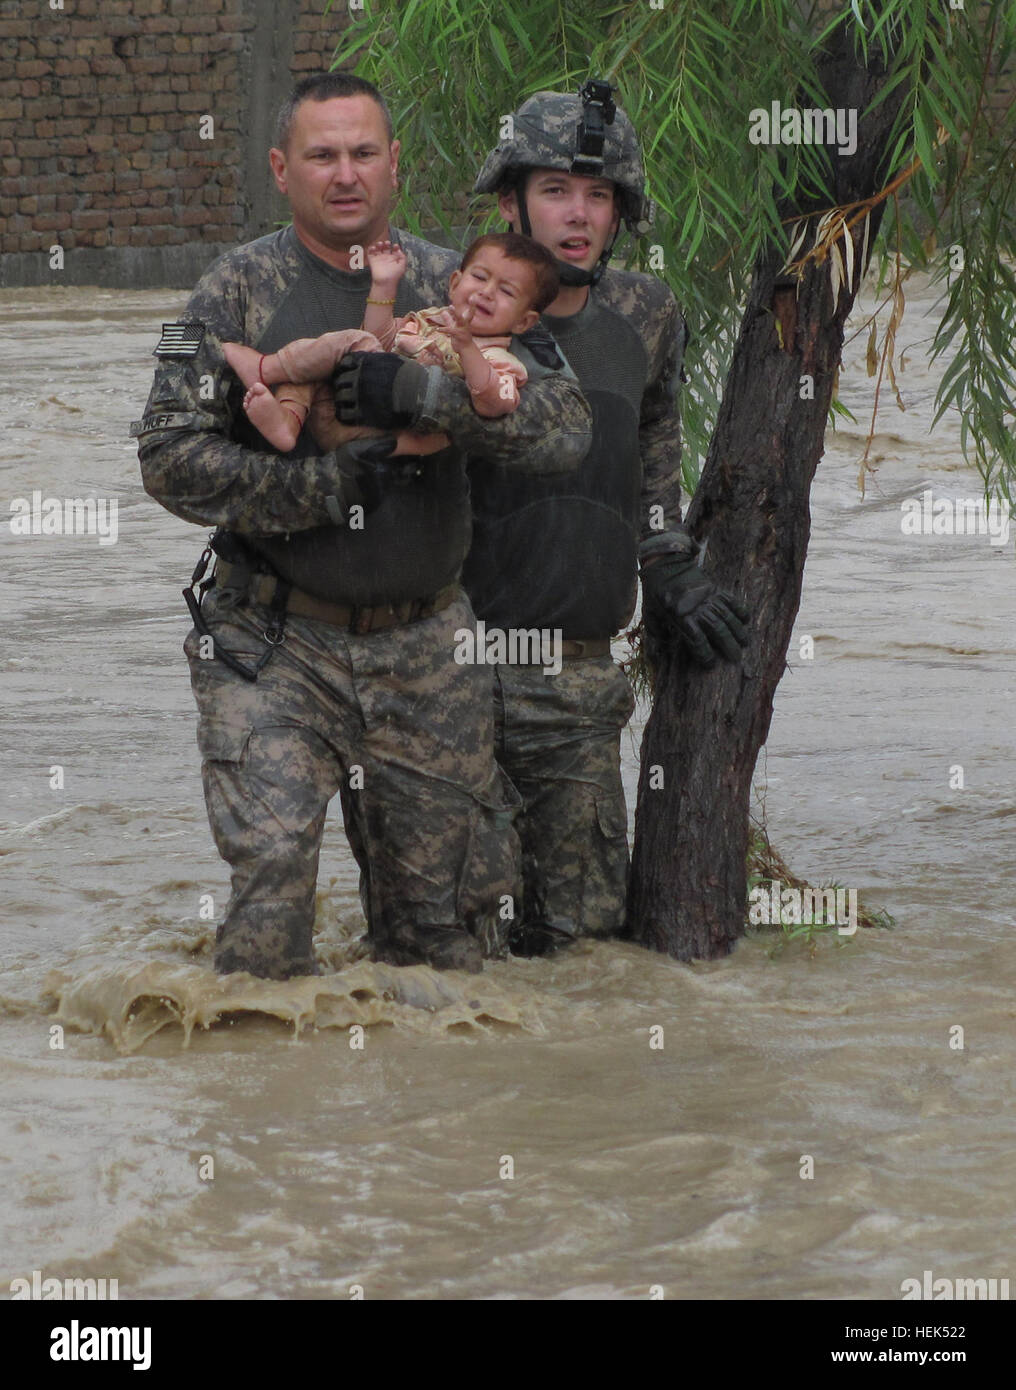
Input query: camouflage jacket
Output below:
<box><xmin>462</xmin><ymin>263</ymin><xmax>687</xmax><ymax>638</ymax></box>
<box><xmin>133</xmin><ymin>225</ymin><xmax>592</xmax><ymax>607</ymax></box>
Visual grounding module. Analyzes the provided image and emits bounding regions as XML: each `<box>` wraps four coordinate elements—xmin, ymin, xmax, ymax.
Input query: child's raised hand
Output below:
<box><xmin>365</xmin><ymin>239</ymin><xmax>406</xmax><ymax>285</ymax></box>
<box><xmin>444</xmin><ymin>299</ymin><xmax>477</xmax><ymax>349</ymax></box>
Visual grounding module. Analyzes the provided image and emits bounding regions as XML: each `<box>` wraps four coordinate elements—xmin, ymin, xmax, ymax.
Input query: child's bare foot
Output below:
<box><xmin>243</xmin><ymin>382</ymin><xmax>302</xmax><ymax>452</ymax></box>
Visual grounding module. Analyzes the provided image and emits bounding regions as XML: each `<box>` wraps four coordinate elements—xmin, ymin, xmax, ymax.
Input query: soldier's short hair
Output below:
<box><xmin>274</xmin><ymin>73</ymin><xmax>394</xmax><ymax>150</ymax></box>
<box><xmin>460</xmin><ymin>232</ymin><xmax>560</xmax><ymax>314</ymax></box>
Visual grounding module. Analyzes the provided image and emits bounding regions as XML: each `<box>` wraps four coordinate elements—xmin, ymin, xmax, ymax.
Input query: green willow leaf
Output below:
<box><xmin>486</xmin><ymin>22</ymin><xmax>514</xmax><ymax>76</ymax></box>
<box><xmin>333</xmin><ymin>0</ymin><xmax>1016</xmax><ymax>498</ymax></box>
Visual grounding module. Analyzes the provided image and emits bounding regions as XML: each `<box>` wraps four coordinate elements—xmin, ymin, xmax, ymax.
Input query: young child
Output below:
<box><xmin>222</xmin><ymin>231</ymin><xmax>559</xmax><ymax>453</ymax></box>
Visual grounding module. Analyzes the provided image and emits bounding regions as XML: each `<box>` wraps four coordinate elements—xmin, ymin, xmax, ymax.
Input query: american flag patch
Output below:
<box><xmin>154</xmin><ymin>322</ymin><xmax>205</xmax><ymax>358</ymax></box>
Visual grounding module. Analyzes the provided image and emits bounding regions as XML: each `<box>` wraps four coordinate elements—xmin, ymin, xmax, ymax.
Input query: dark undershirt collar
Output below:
<box><xmin>283</xmin><ymin>222</ymin><xmax>393</xmax><ymax>289</ymax></box>
<box><xmin>541</xmin><ymin>293</ymin><xmax>600</xmax><ymax>340</ymax></box>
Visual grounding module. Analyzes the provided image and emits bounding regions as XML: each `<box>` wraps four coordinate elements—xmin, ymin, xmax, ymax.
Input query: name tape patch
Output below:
<box><xmin>154</xmin><ymin>322</ymin><xmax>206</xmax><ymax>358</ymax></box>
<box><xmin>128</xmin><ymin>410</ymin><xmax>218</xmax><ymax>437</ymax></box>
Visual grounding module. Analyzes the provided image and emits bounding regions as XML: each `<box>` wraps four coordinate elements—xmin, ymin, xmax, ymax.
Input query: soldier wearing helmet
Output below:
<box><xmin>135</xmin><ymin>73</ymin><xmax>592</xmax><ymax>980</ymax></box>
<box><xmin>465</xmin><ymin>80</ymin><xmax>751</xmax><ymax>955</ymax></box>
<box><xmin>474</xmin><ymin>80</ymin><xmax>654</xmax><ymax>287</ymax></box>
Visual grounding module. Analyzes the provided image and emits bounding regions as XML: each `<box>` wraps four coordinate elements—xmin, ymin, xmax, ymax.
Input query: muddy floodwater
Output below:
<box><xmin>1</xmin><ymin>275</ymin><xmax>1013</xmax><ymax>1301</ymax></box>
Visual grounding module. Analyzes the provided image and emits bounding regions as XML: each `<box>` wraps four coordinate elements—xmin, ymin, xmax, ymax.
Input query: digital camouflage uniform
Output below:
<box><xmin>466</xmin><ymin>91</ymin><xmax>688</xmax><ymax>945</ymax></box>
<box><xmin>134</xmin><ymin>224</ymin><xmax>591</xmax><ymax>978</ymax></box>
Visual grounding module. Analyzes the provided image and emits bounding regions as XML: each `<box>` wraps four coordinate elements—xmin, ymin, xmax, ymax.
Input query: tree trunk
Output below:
<box><xmin>628</xmin><ymin>22</ymin><xmax>910</xmax><ymax>958</ymax></box>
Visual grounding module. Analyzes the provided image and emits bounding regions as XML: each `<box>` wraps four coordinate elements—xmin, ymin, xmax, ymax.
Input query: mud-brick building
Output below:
<box><xmin>1</xmin><ymin>2</ymin><xmax>1012</xmax><ymax>290</ymax></box>
<box><xmin>0</xmin><ymin>0</ymin><xmax>351</xmax><ymax>288</ymax></box>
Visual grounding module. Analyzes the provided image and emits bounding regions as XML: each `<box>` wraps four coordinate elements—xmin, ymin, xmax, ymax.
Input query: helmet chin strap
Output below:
<box><xmin>556</xmin><ymin>258</ymin><xmax>603</xmax><ymax>288</ymax></box>
<box><xmin>515</xmin><ymin>186</ymin><xmax>616</xmax><ymax>290</ymax></box>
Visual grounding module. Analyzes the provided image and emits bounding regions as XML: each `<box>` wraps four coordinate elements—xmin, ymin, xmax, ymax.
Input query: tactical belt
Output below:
<box><xmin>559</xmin><ymin>638</ymin><xmax>610</xmax><ymax>659</ymax></box>
<box><xmin>215</xmin><ymin>559</ymin><xmax>458</xmax><ymax>635</ymax></box>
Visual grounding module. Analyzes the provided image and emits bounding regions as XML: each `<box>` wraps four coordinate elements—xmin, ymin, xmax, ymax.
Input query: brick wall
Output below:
<box><xmin>1</xmin><ymin>2</ymin><xmax>1012</xmax><ymax>288</ymax></box>
<box><xmin>0</xmin><ymin>0</ymin><xmax>350</xmax><ymax>287</ymax></box>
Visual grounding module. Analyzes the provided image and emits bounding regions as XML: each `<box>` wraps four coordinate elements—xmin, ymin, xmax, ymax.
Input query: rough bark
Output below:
<box><xmin>628</xmin><ymin>22</ymin><xmax>910</xmax><ymax>958</ymax></box>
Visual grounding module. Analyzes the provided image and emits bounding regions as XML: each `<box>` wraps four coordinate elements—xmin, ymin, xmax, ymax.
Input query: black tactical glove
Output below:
<box><xmin>332</xmin><ymin>352</ymin><xmax>422</xmax><ymax>430</ymax></box>
<box><xmin>640</xmin><ymin>531</ymin><xmax>750</xmax><ymax>668</ymax></box>
<box><xmin>343</xmin><ymin>435</ymin><xmax>422</xmax><ymax>514</ymax></box>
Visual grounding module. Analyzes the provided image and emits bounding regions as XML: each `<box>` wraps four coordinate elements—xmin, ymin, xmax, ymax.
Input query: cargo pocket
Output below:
<box><xmin>594</xmin><ymin>788</ymin><xmax>629</xmax><ymax>845</ymax></box>
<box><xmin>588</xmin><ymin>788</ymin><xmax>630</xmax><ymax>935</ymax></box>
<box><xmin>196</xmin><ymin>720</ymin><xmax>252</xmax><ymax>767</ymax></box>
<box><xmin>457</xmin><ymin>777</ymin><xmax>524</xmax><ymax>956</ymax></box>
<box><xmin>196</xmin><ymin>722</ymin><xmax>255</xmax><ymax>861</ymax></box>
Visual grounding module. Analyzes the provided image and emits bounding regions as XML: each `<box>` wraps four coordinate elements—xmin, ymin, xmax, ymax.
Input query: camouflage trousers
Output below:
<box><xmin>185</xmin><ymin>588</ymin><xmax>520</xmax><ymax>979</ymax></box>
<box><xmin>493</xmin><ymin>655</ymin><xmax>636</xmax><ymax>941</ymax></box>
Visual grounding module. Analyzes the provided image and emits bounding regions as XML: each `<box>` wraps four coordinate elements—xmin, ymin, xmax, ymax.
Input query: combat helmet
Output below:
<box><xmin>474</xmin><ymin>79</ymin><xmax>653</xmax><ymax>287</ymax></box>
